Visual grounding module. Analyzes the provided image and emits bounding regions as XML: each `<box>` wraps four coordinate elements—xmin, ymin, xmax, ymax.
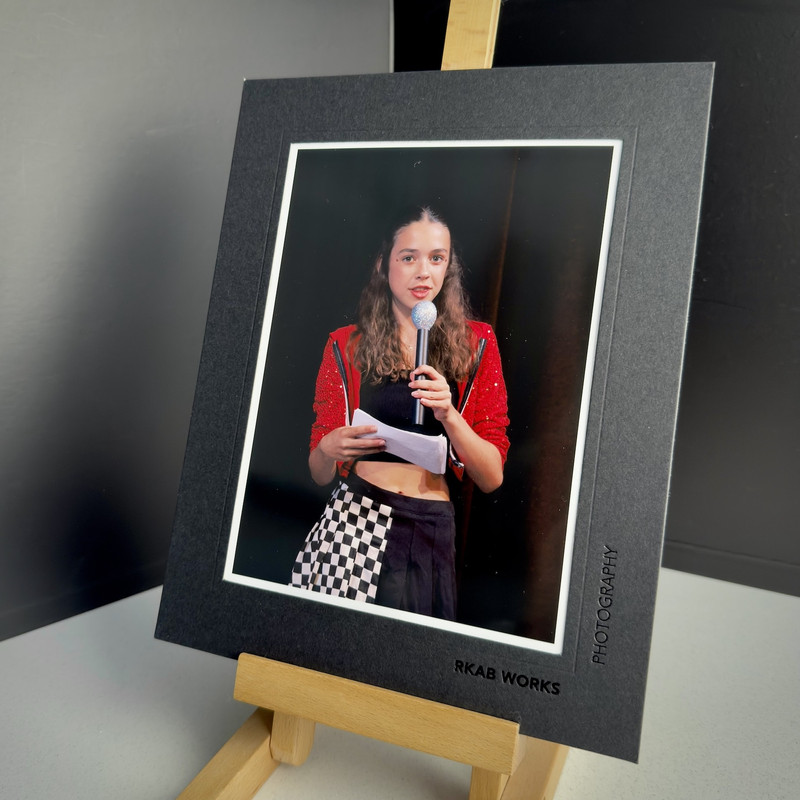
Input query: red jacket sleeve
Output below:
<box><xmin>309</xmin><ymin>335</ymin><xmax>348</xmax><ymax>453</ymax></box>
<box><xmin>464</xmin><ymin>323</ymin><xmax>510</xmax><ymax>465</ymax></box>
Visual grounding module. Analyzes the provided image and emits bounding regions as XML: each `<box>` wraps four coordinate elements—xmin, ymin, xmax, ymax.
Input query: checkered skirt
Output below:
<box><xmin>290</xmin><ymin>481</ymin><xmax>393</xmax><ymax>602</ymax></box>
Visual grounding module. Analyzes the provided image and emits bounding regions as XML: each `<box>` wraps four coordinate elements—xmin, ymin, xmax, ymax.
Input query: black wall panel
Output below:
<box><xmin>394</xmin><ymin>0</ymin><xmax>799</xmax><ymax>595</ymax></box>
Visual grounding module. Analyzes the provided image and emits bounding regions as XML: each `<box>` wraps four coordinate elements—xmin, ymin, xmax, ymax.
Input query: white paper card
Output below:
<box><xmin>351</xmin><ymin>408</ymin><xmax>447</xmax><ymax>474</ymax></box>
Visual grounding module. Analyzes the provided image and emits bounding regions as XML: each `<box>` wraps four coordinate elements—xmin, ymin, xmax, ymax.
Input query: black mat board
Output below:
<box><xmin>156</xmin><ymin>65</ymin><xmax>713</xmax><ymax>761</ymax></box>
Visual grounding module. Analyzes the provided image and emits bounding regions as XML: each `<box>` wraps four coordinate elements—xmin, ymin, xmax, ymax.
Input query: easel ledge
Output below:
<box><xmin>179</xmin><ymin>2</ymin><xmax>568</xmax><ymax>798</ymax></box>
<box><xmin>179</xmin><ymin>654</ymin><xmax>567</xmax><ymax>800</ymax></box>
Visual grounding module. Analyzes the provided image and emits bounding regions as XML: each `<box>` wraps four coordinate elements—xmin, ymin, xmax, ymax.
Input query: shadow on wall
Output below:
<box><xmin>0</xmin><ymin>134</ymin><xmax>215</xmax><ymax>640</ymax></box>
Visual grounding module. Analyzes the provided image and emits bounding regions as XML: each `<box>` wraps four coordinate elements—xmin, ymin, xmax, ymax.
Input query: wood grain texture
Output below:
<box><xmin>234</xmin><ymin>654</ymin><xmax>521</xmax><ymax>773</ymax></box>
<box><xmin>501</xmin><ymin>737</ymin><xmax>568</xmax><ymax>800</ymax></box>
<box><xmin>177</xmin><ymin>708</ymin><xmax>279</xmax><ymax>800</ymax></box>
<box><xmin>470</xmin><ymin>766</ymin><xmax>509</xmax><ymax>800</ymax></box>
<box><xmin>270</xmin><ymin>711</ymin><xmax>316</xmax><ymax>765</ymax></box>
<box><xmin>441</xmin><ymin>0</ymin><xmax>502</xmax><ymax>70</ymax></box>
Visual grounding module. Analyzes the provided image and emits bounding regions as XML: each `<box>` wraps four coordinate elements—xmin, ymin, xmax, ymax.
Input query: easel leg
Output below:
<box><xmin>500</xmin><ymin>737</ymin><xmax>568</xmax><ymax>800</ymax></box>
<box><xmin>469</xmin><ymin>767</ymin><xmax>509</xmax><ymax>800</ymax></box>
<box><xmin>470</xmin><ymin>737</ymin><xmax>567</xmax><ymax>800</ymax></box>
<box><xmin>270</xmin><ymin>711</ymin><xmax>316</xmax><ymax>765</ymax></box>
<box><xmin>177</xmin><ymin>708</ymin><xmax>279</xmax><ymax>800</ymax></box>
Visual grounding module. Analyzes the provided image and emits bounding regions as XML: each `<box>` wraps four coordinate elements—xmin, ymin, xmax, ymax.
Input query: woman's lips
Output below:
<box><xmin>411</xmin><ymin>287</ymin><xmax>431</xmax><ymax>299</ymax></box>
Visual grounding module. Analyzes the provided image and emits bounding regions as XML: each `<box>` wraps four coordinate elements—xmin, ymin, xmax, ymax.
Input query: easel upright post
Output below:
<box><xmin>442</xmin><ymin>0</ymin><xmax>502</xmax><ymax>70</ymax></box>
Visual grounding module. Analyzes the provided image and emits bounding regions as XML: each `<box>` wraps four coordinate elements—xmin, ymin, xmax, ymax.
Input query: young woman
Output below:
<box><xmin>291</xmin><ymin>207</ymin><xmax>509</xmax><ymax>620</ymax></box>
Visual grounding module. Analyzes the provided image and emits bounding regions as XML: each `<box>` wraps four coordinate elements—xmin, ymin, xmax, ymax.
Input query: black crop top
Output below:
<box><xmin>358</xmin><ymin>377</ymin><xmax>457</xmax><ymax>464</ymax></box>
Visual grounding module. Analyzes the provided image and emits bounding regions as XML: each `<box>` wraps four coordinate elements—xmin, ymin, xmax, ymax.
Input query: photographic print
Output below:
<box><xmin>156</xmin><ymin>65</ymin><xmax>713</xmax><ymax>760</ymax></box>
<box><xmin>223</xmin><ymin>140</ymin><xmax>620</xmax><ymax>655</ymax></box>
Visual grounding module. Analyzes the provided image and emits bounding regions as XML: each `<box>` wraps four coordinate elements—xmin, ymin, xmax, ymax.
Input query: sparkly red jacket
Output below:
<box><xmin>309</xmin><ymin>321</ymin><xmax>509</xmax><ymax>480</ymax></box>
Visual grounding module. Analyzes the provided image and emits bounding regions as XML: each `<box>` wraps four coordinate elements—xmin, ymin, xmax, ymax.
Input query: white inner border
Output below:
<box><xmin>223</xmin><ymin>139</ymin><xmax>622</xmax><ymax>656</ymax></box>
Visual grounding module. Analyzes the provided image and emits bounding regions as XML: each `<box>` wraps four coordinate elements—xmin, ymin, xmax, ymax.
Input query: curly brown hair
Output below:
<box><xmin>352</xmin><ymin>207</ymin><xmax>475</xmax><ymax>384</ymax></box>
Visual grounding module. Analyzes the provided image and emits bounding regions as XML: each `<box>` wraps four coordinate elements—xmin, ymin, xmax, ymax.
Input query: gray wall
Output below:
<box><xmin>0</xmin><ymin>0</ymin><xmax>390</xmax><ymax>639</ymax></box>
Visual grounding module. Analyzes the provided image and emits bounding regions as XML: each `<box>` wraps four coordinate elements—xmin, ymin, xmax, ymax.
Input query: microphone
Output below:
<box><xmin>411</xmin><ymin>301</ymin><xmax>437</xmax><ymax>425</ymax></box>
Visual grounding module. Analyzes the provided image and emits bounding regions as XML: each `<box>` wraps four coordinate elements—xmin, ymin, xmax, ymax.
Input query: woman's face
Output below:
<box><xmin>386</xmin><ymin>219</ymin><xmax>451</xmax><ymax>319</ymax></box>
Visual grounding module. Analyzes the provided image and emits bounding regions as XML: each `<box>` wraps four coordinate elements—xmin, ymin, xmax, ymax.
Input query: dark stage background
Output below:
<box><xmin>231</xmin><ymin>144</ymin><xmax>615</xmax><ymax>642</ymax></box>
<box><xmin>395</xmin><ymin>0</ymin><xmax>800</xmax><ymax>598</ymax></box>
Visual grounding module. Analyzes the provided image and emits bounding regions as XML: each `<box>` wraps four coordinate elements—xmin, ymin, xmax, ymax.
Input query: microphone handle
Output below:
<box><xmin>414</xmin><ymin>328</ymin><xmax>429</xmax><ymax>425</ymax></box>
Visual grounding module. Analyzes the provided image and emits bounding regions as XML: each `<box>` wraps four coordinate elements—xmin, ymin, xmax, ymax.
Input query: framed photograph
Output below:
<box><xmin>156</xmin><ymin>64</ymin><xmax>713</xmax><ymax>761</ymax></box>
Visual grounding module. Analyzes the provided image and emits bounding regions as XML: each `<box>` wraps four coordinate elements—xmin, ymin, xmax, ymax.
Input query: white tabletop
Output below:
<box><xmin>2</xmin><ymin>568</ymin><xmax>798</xmax><ymax>799</ymax></box>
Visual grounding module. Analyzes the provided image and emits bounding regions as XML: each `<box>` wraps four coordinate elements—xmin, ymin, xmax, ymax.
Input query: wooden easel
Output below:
<box><xmin>179</xmin><ymin>655</ymin><xmax>567</xmax><ymax>800</ymax></box>
<box><xmin>178</xmin><ymin>3</ymin><xmax>568</xmax><ymax>798</ymax></box>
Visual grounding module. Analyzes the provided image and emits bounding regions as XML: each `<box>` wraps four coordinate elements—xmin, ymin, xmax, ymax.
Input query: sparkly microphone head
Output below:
<box><xmin>411</xmin><ymin>301</ymin><xmax>437</xmax><ymax>331</ymax></box>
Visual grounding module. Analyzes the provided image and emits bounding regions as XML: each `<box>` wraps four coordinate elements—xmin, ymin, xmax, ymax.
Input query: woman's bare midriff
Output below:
<box><xmin>354</xmin><ymin>460</ymin><xmax>450</xmax><ymax>501</ymax></box>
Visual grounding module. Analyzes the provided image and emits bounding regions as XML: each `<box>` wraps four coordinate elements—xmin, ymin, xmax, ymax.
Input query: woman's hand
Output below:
<box><xmin>319</xmin><ymin>425</ymin><xmax>385</xmax><ymax>461</ymax></box>
<box><xmin>411</xmin><ymin>364</ymin><xmax>504</xmax><ymax>493</ymax></box>
<box><xmin>409</xmin><ymin>365</ymin><xmax>455</xmax><ymax>422</ymax></box>
<box><xmin>309</xmin><ymin>425</ymin><xmax>384</xmax><ymax>486</ymax></box>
